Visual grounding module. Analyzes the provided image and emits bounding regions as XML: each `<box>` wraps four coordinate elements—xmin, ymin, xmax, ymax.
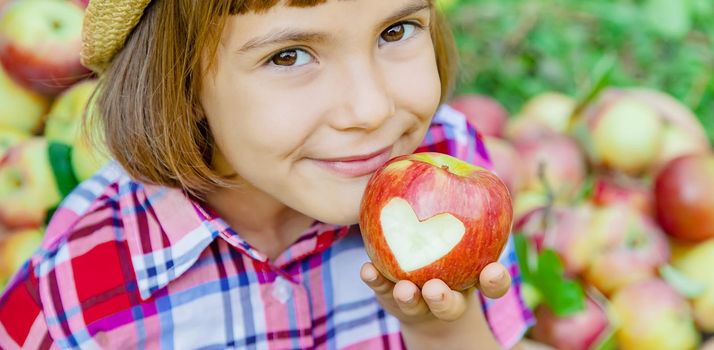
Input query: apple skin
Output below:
<box><xmin>590</xmin><ymin>175</ymin><xmax>654</xmax><ymax>217</ymax></box>
<box><xmin>359</xmin><ymin>152</ymin><xmax>513</xmax><ymax>291</ymax></box>
<box><xmin>483</xmin><ymin>136</ymin><xmax>524</xmax><ymax>196</ymax></box>
<box><xmin>0</xmin><ymin>127</ymin><xmax>30</xmax><ymax>160</ymax></box>
<box><xmin>0</xmin><ymin>138</ymin><xmax>62</xmax><ymax>229</ymax></box>
<box><xmin>672</xmin><ymin>238</ymin><xmax>714</xmax><ymax>332</ymax></box>
<box><xmin>610</xmin><ymin>279</ymin><xmax>700</xmax><ymax>350</ymax></box>
<box><xmin>72</xmin><ymin>134</ymin><xmax>110</xmax><ymax>181</ymax></box>
<box><xmin>0</xmin><ymin>227</ymin><xmax>44</xmax><ymax>283</ymax></box>
<box><xmin>515</xmin><ymin>134</ymin><xmax>586</xmax><ymax>200</ymax></box>
<box><xmin>71</xmin><ymin>0</ymin><xmax>90</xmax><ymax>9</ymax></box>
<box><xmin>519</xmin><ymin>92</ymin><xmax>576</xmax><ymax>134</ymax></box>
<box><xmin>584</xmin><ymin>205</ymin><xmax>670</xmax><ymax>295</ymax></box>
<box><xmin>0</xmin><ymin>61</ymin><xmax>50</xmax><ymax>133</ymax></box>
<box><xmin>0</xmin><ymin>0</ymin><xmax>89</xmax><ymax>96</ymax></box>
<box><xmin>654</xmin><ymin>154</ymin><xmax>714</xmax><ymax>242</ymax></box>
<box><xmin>531</xmin><ymin>296</ymin><xmax>611</xmax><ymax>350</ymax></box>
<box><xmin>44</xmin><ymin>79</ymin><xmax>99</xmax><ymax>145</ymax></box>
<box><xmin>449</xmin><ymin>94</ymin><xmax>509</xmax><ymax>137</ymax></box>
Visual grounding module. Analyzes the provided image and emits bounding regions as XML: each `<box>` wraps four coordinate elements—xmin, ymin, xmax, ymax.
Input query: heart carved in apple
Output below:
<box><xmin>359</xmin><ymin>152</ymin><xmax>513</xmax><ymax>291</ymax></box>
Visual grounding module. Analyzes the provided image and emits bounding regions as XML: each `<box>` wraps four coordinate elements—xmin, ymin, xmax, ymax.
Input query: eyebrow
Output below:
<box><xmin>235</xmin><ymin>0</ymin><xmax>431</xmax><ymax>55</ymax></box>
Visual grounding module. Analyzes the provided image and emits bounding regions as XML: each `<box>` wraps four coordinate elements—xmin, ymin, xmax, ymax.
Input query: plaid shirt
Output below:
<box><xmin>0</xmin><ymin>105</ymin><xmax>534</xmax><ymax>350</ymax></box>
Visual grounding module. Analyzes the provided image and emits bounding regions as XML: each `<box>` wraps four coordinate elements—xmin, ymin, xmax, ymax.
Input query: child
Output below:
<box><xmin>0</xmin><ymin>0</ymin><xmax>534</xmax><ymax>348</ymax></box>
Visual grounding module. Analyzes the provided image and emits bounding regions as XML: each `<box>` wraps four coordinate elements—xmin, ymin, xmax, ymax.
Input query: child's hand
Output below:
<box><xmin>359</xmin><ymin>262</ymin><xmax>511</xmax><ymax>325</ymax></box>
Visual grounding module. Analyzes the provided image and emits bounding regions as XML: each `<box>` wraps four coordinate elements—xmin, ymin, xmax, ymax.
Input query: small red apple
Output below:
<box><xmin>0</xmin><ymin>138</ymin><xmax>62</xmax><ymax>229</ymax></box>
<box><xmin>654</xmin><ymin>154</ymin><xmax>714</xmax><ymax>242</ymax></box>
<box><xmin>483</xmin><ymin>136</ymin><xmax>525</xmax><ymax>196</ymax></box>
<box><xmin>0</xmin><ymin>0</ymin><xmax>90</xmax><ymax>96</ymax></box>
<box><xmin>610</xmin><ymin>279</ymin><xmax>700</xmax><ymax>350</ymax></box>
<box><xmin>515</xmin><ymin>134</ymin><xmax>586</xmax><ymax>200</ymax></box>
<box><xmin>449</xmin><ymin>94</ymin><xmax>509</xmax><ymax>137</ymax></box>
<box><xmin>505</xmin><ymin>117</ymin><xmax>557</xmax><ymax>147</ymax></box>
<box><xmin>531</xmin><ymin>295</ymin><xmax>611</xmax><ymax>350</ymax></box>
<box><xmin>584</xmin><ymin>205</ymin><xmax>670</xmax><ymax>295</ymax></box>
<box><xmin>0</xmin><ymin>61</ymin><xmax>50</xmax><ymax>133</ymax></box>
<box><xmin>359</xmin><ymin>152</ymin><xmax>513</xmax><ymax>290</ymax></box>
<box><xmin>590</xmin><ymin>175</ymin><xmax>654</xmax><ymax>216</ymax></box>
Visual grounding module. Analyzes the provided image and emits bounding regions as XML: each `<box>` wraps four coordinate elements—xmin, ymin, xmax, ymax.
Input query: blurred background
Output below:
<box><xmin>0</xmin><ymin>0</ymin><xmax>713</xmax><ymax>349</ymax></box>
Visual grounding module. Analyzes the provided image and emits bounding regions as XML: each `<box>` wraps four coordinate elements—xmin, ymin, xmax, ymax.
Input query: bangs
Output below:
<box><xmin>233</xmin><ymin>0</ymin><xmax>433</xmax><ymax>14</ymax></box>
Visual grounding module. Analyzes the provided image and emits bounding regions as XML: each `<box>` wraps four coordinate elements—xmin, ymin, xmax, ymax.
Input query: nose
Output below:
<box><xmin>330</xmin><ymin>58</ymin><xmax>395</xmax><ymax>131</ymax></box>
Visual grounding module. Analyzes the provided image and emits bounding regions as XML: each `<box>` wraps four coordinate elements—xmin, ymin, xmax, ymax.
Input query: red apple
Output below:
<box><xmin>514</xmin><ymin>204</ymin><xmax>596</xmax><ymax>276</ymax></box>
<box><xmin>654</xmin><ymin>154</ymin><xmax>714</xmax><ymax>242</ymax></box>
<box><xmin>0</xmin><ymin>138</ymin><xmax>62</xmax><ymax>229</ymax></box>
<box><xmin>590</xmin><ymin>174</ymin><xmax>654</xmax><ymax>216</ymax></box>
<box><xmin>359</xmin><ymin>152</ymin><xmax>513</xmax><ymax>290</ymax></box>
<box><xmin>0</xmin><ymin>0</ymin><xmax>90</xmax><ymax>96</ymax></box>
<box><xmin>584</xmin><ymin>205</ymin><xmax>670</xmax><ymax>295</ymax></box>
<box><xmin>531</xmin><ymin>296</ymin><xmax>611</xmax><ymax>350</ymax></box>
<box><xmin>71</xmin><ymin>0</ymin><xmax>90</xmax><ymax>9</ymax></box>
<box><xmin>483</xmin><ymin>136</ymin><xmax>525</xmax><ymax>196</ymax></box>
<box><xmin>0</xmin><ymin>127</ymin><xmax>30</xmax><ymax>160</ymax></box>
<box><xmin>0</xmin><ymin>61</ymin><xmax>50</xmax><ymax>133</ymax></box>
<box><xmin>610</xmin><ymin>279</ymin><xmax>700</xmax><ymax>350</ymax></box>
<box><xmin>515</xmin><ymin>134</ymin><xmax>586</xmax><ymax>200</ymax></box>
<box><xmin>449</xmin><ymin>94</ymin><xmax>508</xmax><ymax>137</ymax></box>
<box><xmin>519</xmin><ymin>92</ymin><xmax>576</xmax><ymax>134</ymax></box>
<box><xmin>672</xmin><ymin>238</ymin><xmax>714</xmax><ymax>332</ymax></box>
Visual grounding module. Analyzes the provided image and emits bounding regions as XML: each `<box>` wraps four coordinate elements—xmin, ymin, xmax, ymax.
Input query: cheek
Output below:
<box><xmin>387</xmin><ymin>46</ymin><xmax>442</xmax><ymax>118</ymax></box>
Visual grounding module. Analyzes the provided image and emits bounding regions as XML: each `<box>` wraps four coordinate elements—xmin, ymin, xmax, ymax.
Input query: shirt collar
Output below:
<box><xmin>121</xmin><ymin>177</ymin><xmax>350</xmax><ymax>300</ymax></box>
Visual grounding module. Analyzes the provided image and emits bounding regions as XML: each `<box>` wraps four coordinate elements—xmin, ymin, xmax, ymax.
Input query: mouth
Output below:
<box><xmin>312</xmin><ymin>146</ymin><xmax>394</xmax><ymax>177</ymax></box>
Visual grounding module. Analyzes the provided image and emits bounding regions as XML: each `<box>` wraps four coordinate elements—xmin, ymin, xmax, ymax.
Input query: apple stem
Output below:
<box><xmin>441</xmin><ymin>165</ymin><xmax>450</xmax><ymax>171</ymax></box>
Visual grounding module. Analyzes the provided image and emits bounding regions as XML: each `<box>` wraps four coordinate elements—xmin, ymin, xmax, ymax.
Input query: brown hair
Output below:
<box><xmin>89</xmin><ymin>0</ymin><xmax>458</xmax><ymax>198</ymax></box>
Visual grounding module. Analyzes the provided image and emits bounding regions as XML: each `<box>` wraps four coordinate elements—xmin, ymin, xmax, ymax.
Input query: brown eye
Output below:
<box><xmin>379</xmin><ymin>23</ymin><xmax>418</xmax><ymax>45</ymax></box>
<box><xmin>269</xmin><ymin>48</ymin><xmax>312</xmax><ymax>67</ymax></box>
<box><xmin>381</xmin><ymin>24</ymin><xmax>405</xmax><ymax>42</ymax></box>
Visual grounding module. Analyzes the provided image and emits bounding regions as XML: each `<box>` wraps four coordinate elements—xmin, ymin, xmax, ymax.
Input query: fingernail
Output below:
<box><xmin>405</xmin><ymin>292</ymin><xmax>417</xmax><ymax>304</ymax></box>
<box><xmin>364</xmin><ymin>268</ymin><xmax>378</xmax><ymax>283</ymax></box>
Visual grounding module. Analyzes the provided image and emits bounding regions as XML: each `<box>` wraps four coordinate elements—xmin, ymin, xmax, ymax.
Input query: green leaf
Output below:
<box><xmin>535</xmin><ymin>249</ymin><xmax>586</xmax><ymax>316</ymax></box>
<box><xmin>48</xmin><ymin>142</ymin><xmax>80</xmax><ymax>198</ymax></box>
<box><xmin>645</xmin><ymin>0</ymin><xmax>692</xmax><ymax>39</ymax></box>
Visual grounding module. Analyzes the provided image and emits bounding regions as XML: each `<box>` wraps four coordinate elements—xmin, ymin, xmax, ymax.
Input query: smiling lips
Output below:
<box><xmin>314</xmin><ymin>146</ymin><xmax>394</xmax><ymax>177</ymax></box>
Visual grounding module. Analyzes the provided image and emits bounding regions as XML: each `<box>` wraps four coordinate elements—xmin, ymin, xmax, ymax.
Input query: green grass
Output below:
<box><xmin>445</xmin><ymin>0</ymin><xmax>714</xmax><ymax>144</ymax></box>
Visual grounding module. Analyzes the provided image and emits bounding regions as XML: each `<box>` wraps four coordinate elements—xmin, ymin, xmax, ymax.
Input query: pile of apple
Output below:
<box><xmin>450</xmin><ymin>90</ymin><xmax>714</xmax><ymax>350</ymax></box>
<box><xmin>0</xmin><ymin>0</ymin><xmax>107</xmax><ymax>288</ymax></box>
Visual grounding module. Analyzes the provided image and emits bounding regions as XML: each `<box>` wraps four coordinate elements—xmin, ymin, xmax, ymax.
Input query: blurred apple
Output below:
<box><xmin>483</xmin><ymin>136</ymin><xmax>524</xmax><ymax>196</ymax></box>
<box><xmin>515</xmin><ymin>204</ymin><xmax>595</xmax><ymax>276</ymax></box>
<box><xmin>0</xmin><ymin>0</ymin><xmax>89</xmax><ymax>96</ymax></box>
<box><xmin>654</xmin><ymin>153</ymin><xmax>714</xmax><ymax>242</ymax></box>
<box><xmin>531</xmin><ymin>296</ymin><xmax>611</xmax><ymax>350</ymax></box>
<box><xmin>0</xmin><ymin>127</ymin><xmax>30</xmax><ymax>159</ymax></box>
<box><xmin>44</xmin><ymin>79</ymin><xmax>98</xmax><ymax>145</ymax></box>
<box><xmin>589</xmin><ymin>97</ymin><xmax>664</xmax><ymax>175</ymax></box>
<box><xmin>71</xmin><ymin>0</ymin><xmax>90</xmax><ymax>9</ymax></box>
<box><xmin>519</xmin><ymin>92</ymin><xmax>576</xmax><ymax>134</ymax></box>
<box><xmin>72</xmin><ymin>134</ymin><xmax>110</xmax><ymax>181</ymax></box>
<box><xmin>449</xmin><ymin>94</ymin><xmax>508</xmax><ymax>137</ymax></box>
<box><xmin>0</xmin><ymin>62</ymin><xmax>50</xmax><ymax>133</ymax></box>
<box><xmin>505</xmin><ymin>117</ymin><xmax>557</xmax><ymax>147</ymax></box>
<box><xmin>609</xmin><ymin>279</ymin><xmax>700</xmax><ymax>350</ymax></box>
<box><xmin>515</xmin><ymin>134</ymin><xmax>586</xmax><ymax>199</ymax></box>
<box><xmin>0</xmin><ymin>228</ymin><xmax>44</xmax><ymax>282</ymax></box>
<box><xmin>585</xmin><ymin>205</ymin><xmax>670</xmax><ymax>295</ymax></box>
<box><xmin>0</xmin><ymin>138</ymin><xmax>62</xmax><ymax>229</ymax></box>
<box><xmin>591</xmin><ymin>175</ymin><xmax>654</xmax><ymax>216</ymax></box>
<box><xmin>672</xmin><ymin>239</ymin><xmax>714</xmax><ymax>331</ymax></box>
<box><xmin>512</xmin><ymin>190</ymin><xmax>550</xmax><ymax>221</ymax></box>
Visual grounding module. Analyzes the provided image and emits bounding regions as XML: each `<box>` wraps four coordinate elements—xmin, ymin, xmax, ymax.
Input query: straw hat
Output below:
<box><xmin>80</xmin><ymin>0</ymin><xmax>152</xmax><ymax>73</ymax></box>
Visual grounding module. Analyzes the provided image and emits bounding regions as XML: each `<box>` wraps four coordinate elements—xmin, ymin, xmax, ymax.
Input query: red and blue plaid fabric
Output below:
<box><xmin>0</xmin><ymin>105</ymin><xmax>534</xmax><ymax>349</ymax></box>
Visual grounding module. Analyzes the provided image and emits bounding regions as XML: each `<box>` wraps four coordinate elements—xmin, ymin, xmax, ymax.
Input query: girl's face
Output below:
<box><xmin>201</xmin><ymin>0</ymin><xmax>441</xmax><ymax>225</ymax></box>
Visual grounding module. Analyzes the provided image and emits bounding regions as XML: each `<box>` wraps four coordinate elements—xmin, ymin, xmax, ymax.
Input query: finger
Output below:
<box><xmin>479</xmin><ymin>262</ymin><xmax>511</xmax><ymax>299</ymax></box>
<box><xmin>360</xmin><ymin>262</ymin><xmax>395</xmax><ymax>297</ymax></box>
<box><xmin>392</xmin><ymin>280</ymin><xmax>429</xmax><ymax>317</ymax></box>
<box><xmin>421</xmin><ymin>279</ymin><xmax>468</xmax><ymax>321</ymax></box>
